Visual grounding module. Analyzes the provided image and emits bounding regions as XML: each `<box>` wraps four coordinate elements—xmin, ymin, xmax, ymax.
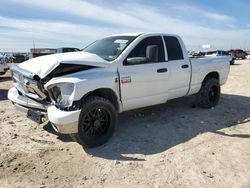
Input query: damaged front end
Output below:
<box><xmin>9</xmin><ymin>65</ymin><xmax>50</xmax><ymax>123</ymax></box>
<box><xmin>8</xmin><ymin>63</ymin><xmax>99</xmax><ymax>124</ymax></box>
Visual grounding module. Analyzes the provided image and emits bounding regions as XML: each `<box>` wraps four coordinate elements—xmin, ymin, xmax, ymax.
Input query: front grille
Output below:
<box><xmin>11</xmin><ymin>65</ymin><xmax>47</xmax><ymax>100</ymax></box>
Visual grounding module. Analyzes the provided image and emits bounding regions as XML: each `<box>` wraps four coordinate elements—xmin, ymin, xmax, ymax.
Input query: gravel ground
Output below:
<box><xmin>0</xmin><ymin>60</ymin><xmax>250</xmax><ymax>188</ymax></box>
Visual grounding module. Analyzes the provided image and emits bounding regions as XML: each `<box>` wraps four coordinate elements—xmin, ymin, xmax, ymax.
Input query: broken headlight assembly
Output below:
<box><xmin>48</xmin><ymin>83</ymin><xmax>75</xmax><ymax>108</ymax></box>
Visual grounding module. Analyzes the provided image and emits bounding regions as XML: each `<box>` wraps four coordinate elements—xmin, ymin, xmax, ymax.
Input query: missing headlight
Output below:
<box><xmin>48</xmin><ymin>83</ymin><xmax>75</xmax><ymax>108</ymax></box>
<box><xmin>50</xmin><ymin>86</ymin><xmax>62</xmax><ymax>103</ymax></box>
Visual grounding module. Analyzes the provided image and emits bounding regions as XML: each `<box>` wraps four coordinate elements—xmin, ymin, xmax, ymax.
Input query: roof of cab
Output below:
<box><xmin>108</xmin><ymin>32</ymin><xmax>180</xmax><ymax>38</ymax></box>
<box><xmin>109</xmin><ymin>32</ymin><xmax>144</xmax><ymax>37</ymax></box>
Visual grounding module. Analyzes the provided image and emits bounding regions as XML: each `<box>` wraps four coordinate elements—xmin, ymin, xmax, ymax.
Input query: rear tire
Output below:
<box><xmin>77</xmin><ymin>96</ymin><xmax>117</xmax><ymax>148</ymax></box>
<box><xmin>196</xmin><ymin>78</ymin><xmax>220</xmax><ymax>108</ymax></box>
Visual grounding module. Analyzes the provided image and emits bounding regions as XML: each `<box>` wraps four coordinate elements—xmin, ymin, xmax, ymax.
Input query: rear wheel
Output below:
<box><xmin>196</xmin><ymin>78</ymin><xmax>220</xmax><ymax>108</ymax></box>
<box><xmin>77</xmin><ymin>96</ymin><xmax>117</xmax><ymax>148</ymax></box>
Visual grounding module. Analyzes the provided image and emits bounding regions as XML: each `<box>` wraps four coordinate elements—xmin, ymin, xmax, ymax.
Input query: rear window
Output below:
<box><xmin>221</xmin><ymin>51</ymin><xmax>229</xmax><ymax>55</ymax></box>
<box><xmin>164</xmin><ymin>36</ymin><xmax>184</xmax><ymax>61</ymax></box>
<box><xmin>206</xmin><ymin>51</ymin><xmax>217</xmax><ymax>55</ymax></box>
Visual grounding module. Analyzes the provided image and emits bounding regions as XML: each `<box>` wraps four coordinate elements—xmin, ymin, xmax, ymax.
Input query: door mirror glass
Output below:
<box><xmin>126</xmin><ymin>57</ymin><xmax>148</xmax><ymax>65</ymax></box>
<box><xmin>146</xmin><ymin>45</ymin><xmax>159</xmax><ymax>62</ymax></box>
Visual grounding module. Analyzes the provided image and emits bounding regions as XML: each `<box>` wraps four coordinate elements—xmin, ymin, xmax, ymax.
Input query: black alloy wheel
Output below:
<box><xmin>77</xmin><ymin>96</ymin><xmax>117</xmax><ymax>148</ymax></box>
<box><xmin>81</xmin><ymin>107</ymin><xmax>111</xmax><ymax>138</ymax></box>
<box><xmin>196</xmin><ymin>78</ymin><xmax>221</xmax><ymax>108</ymax></box>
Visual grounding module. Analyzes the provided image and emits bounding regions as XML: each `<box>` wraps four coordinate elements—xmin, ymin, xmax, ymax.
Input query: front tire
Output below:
<box><xmin>77</xmin><ymin>96</ymin><xmax>117</xmax><ymax>148</ymax></box>
<box><xmin>196</xmin><ymin>78</ymin><xmax>221</xmax><ymax>108</ymax></box>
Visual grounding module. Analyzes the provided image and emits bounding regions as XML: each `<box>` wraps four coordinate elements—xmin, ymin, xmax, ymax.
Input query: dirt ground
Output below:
<box><xmin>0</xmin><ymin>60</ymin><xmax>250</xmax><ymax>188</ymax></box>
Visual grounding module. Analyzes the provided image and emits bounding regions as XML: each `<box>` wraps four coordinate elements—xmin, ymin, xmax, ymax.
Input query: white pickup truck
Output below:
<box><xmin>8</xmin><ymin>33</ymin><xmax>230</xmax><ymax>147</ymax></box>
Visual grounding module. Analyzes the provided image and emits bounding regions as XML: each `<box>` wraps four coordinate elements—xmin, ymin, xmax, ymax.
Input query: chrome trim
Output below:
<box><xmin>11</xmin><ymin>65</ymin><xmax>47</xmax><ymax>100</ymax></box>
<box><xmin>27</xmin><ymin>81</ymin><xmax>47</xmax><ymax>99</ymax></box>
<box><xmin>11</xmin><ymin>65</ymin><xmax>34</xmax><ymax>79</ymax></box>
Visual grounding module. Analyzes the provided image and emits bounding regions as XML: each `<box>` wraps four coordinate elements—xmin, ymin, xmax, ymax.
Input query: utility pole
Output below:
<box><xmin>33</xmin><ymin>40</ymin><xmax>36</xmax><ymax>52</ymax></box>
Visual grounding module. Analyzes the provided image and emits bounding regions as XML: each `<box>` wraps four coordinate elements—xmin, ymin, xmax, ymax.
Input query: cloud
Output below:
<box><xmin>172</xmin><ymin>5</ymin><xmax>235</xmax><ymax>22</ymax></box>
<box><xmin>9</xmin><ymin>0</ymin><xmax>149</xmax><ymax>29</ymax></box>
<box><xmin>0</xmin><ymin>16</ymin><xmax>125</xmax><ymax>51</ymax></box>
<box><xmin>1</xmin><ymin>0</ymin><xmax>250</xmax><ymax>51</ymax></box>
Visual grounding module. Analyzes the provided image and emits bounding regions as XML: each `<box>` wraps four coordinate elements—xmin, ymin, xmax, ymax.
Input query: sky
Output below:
<box><xmin>0</xmin><ymin>0</ymin><xmax>250</xmax><ymax>52</ymax></box>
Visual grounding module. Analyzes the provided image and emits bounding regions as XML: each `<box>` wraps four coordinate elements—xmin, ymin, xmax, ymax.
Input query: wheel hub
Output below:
<box><xmin>209</xmin><ymin>86</ymin><xmax>218</xmax><ymax>102</ymax></box>
<box><xmin>210</xmin><ymin>91</ymin><xmax>215</xmax><ymax>97</ymax></box>
<box><xmin>94</xmin><ymin>119</ymin><xmax>101</xmax><ymax>128</ymax></box>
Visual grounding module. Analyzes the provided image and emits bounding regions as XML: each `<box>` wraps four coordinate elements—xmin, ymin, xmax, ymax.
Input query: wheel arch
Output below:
<box><xmin>80</xmin><ymin>88</ymin><xmax>120</xmax><ymax>111</ymax></box>
<box><xmin>203</xmin><ymin>71</ymin><xmax>220</xmax><ymax>83</ymax></box>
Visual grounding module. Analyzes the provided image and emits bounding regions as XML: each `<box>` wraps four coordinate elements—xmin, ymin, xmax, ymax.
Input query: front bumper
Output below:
<box><xmin>47</xmin><ymin>106</ymin><xmax>81</xmax><ymax>134</ymax></box>
<box><xmin>8</xmin><ymin>87</ymin><xmax>81</xmax><ymax>134</ymax></box>
<box><xmin>8</xmin><ymin>87</ymin><xmax>47</xmax><ymax>111</ymax></box>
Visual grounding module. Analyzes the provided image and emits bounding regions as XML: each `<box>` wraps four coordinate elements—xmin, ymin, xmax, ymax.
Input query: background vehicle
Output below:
<box><xmin>205</xmin><ymin>50</ymin><xmax>234</xmax><ymax>65</ymax></box>
<box><xmin>12</xmin><ymin>53</ymin><xmax>29</xmax><ymax>63</ymax></box>
<box><xmin>30</xmin><ymin>48</ymin><xmax>56</xmax><ymax>59</ymax></box>
<box><xmin>0</xmin><ymin>54</ymin><xmax>8</xmax><ymax>75</ymax></box>
<box><xmin>8</xmin><ymin>33</ymin><xmax>230</xmax><ymax>147</ymax></box>
<box><xmin>188</xmin><ymin>51</ymin><xmax>205</xmax><ymax>58</ymax></box>
<box><xmin>228</xmin><ymin>49</ymin><xmax>247</xmax><ymax>60</ymax></box>
<box><xmin>31</xmin><ymin>52</ymin><xmax>54</xmax><ymax>58</ymax></box>
<box><xmin>30</xmin><ymin>47</ymin><xmax>80</xmax><ymax>58</ymax></box>
<box><xmin>56</xmin><ymin>47</ymin><xmax>80</xmax><ymax>53</ymax></box>
<box><xmin>246</xmin><ymin>51</ymin><xmax>250</xmax><ymax>60</ymax></box>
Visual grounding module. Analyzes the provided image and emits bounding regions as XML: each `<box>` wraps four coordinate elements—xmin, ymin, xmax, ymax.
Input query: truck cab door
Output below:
<box><xmin>163</xmin><ymin>36</ymin><xmax>191</xmax><ymax>99</ymax></box>
<box><xmin>118</xmin><ymin>36</ymin><xmax>169</xmax><ymax>111</ymax></box>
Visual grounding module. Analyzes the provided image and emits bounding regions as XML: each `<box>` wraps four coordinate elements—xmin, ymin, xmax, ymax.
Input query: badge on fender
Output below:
<box><xmin>121</xmin><ymin>76</ymin><xmax>131</xmax><ymax>84</ymax></box>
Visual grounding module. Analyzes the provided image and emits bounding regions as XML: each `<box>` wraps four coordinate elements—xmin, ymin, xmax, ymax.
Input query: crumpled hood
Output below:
<box><xmin>18</xmin><ymin>52</ymin><xmax>109</xmax><ymax>79</ymax></box>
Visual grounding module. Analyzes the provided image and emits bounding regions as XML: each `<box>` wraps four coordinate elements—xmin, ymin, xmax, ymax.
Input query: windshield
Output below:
<box><xmin>83</xmin><ymin>36</ymin><xmax>136</xmax><ymax>61</ymax></box>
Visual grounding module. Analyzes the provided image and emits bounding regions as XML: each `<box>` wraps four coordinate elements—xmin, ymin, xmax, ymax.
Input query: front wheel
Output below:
<box><xmin>196</xmin><ymin>78</ymin><xmax>221</xmax><ymax>108</ymax></box>
<box><xmin>77</xmin><ymin>96</ymin><xmax>117</xmax><ymax>148</ymax></box>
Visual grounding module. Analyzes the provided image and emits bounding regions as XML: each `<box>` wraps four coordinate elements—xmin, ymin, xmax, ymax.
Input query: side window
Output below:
<box><xmin>222</xmin><ymin>51</ymin><xmax>228</xmax><ymax>55</ymax></box>
<box><xmin>164</xmin><ymin>36</ymin><xmax>184</xmax><ymax>61</ymax></box>
<box><xmin>127</xmin><ymin>36</ymin><xmax>165</xmax><ymax>63</ymax></box>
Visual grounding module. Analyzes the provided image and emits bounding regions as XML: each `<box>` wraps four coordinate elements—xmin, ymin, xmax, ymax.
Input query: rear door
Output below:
<box><xmin>163</xmin><ymin>36</ymin><xmax>191</xmax><ymax>99</ymax></box>
<box><xmin>118</xmin><ymin>36</ymin><xmax>169</xmax><ymax>111</ymax></box>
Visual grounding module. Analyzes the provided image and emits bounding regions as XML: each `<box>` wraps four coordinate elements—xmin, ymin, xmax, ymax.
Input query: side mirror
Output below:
<box><xmin>126</xmin><ymin>57</ymin><xmax>148</xmax><ymax>65</ymax></box>
<box><xmin>146</xmin><ymin>45</ymin><xmax>159</xmax><ymax>62</ymax></box>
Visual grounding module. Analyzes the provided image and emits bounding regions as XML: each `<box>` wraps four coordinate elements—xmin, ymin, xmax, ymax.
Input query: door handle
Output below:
<box><xmin>157</xmin><ymin>68</ymin><xmax>168</xmax><ymax>73</ymax></box>
<box><xmin>181</xmin><ymin>64</ymin><xmax>189</xmax><ymax>69</ymax></box>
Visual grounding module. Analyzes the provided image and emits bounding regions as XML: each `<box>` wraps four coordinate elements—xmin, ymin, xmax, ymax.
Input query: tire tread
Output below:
<box><xmin>196</xmin><ymin>78</ymin><xmax>220</xmax><ymax>108</ymax></box>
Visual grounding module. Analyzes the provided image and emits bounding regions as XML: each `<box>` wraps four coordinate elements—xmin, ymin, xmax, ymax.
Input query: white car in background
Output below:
<box><xmin>205</xmin><ymin>50</ymin><xmax>234</xmax><ymax>65</ymax></box>
<box><xmin>0</xmin><ymin>54</ymin><xmax>8</xmax><ymax>75</ymax></box>
<box><xmin>246</xmin><ymin>51</ymin><xmax>250</xmax><ymax>60</ymax></box>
